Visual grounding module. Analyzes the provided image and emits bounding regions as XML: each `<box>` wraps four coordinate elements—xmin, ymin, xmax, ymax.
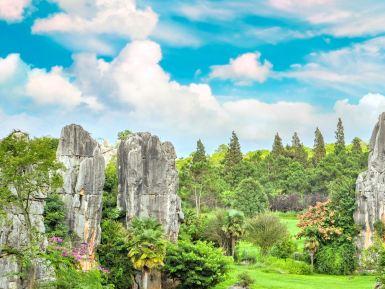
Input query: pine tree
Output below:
<box><xmin>289</xmin><ymin>132</ymin><xmax>308</xmax><ymax>164</ymax></box>
<box><xmin>224</xmin><ymin>131</ymin><xmax>242</xmax><ymax>168</ymax></box>
<box><xmin>313</xmin><ymin>127</ymin><xmax>326</xmax><ymax>165</ymax></box>
<box><xmin>335</xmin><ymin>118</ymin><xmax>345</xmax><ymax>154</ymax></box>
<box><xmin>192</xmin><ymin>139</ymin><xmax>207</xmax><ymax>164</ymax></box>
<box><xmin>272</xmin><ymin>133</ymin><xmax>284</xmax><ymax>156</ymax></box>
<box><xmin>223</xmin><ymin>131</ymin><xmax>243</xmax><ymax>187</ymax></box>
<box><xmin>351</xmin><ymin>137</ymin><xmax>362</xmax><ymax>154</ymax></box>
<box><xmin>292</xmin><ymin>132</ymin><xmax>301</xmax><ymax>148</ymax></box>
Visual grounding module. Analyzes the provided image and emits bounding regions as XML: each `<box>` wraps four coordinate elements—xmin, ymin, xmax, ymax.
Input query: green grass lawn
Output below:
<box><xmin>213</xmin><ymin>264</ymin><xmax>375</xmax><ymax>289</ymax></box>
<box><xmin>214</xmin><ymin>212</ymin><xmax>376</xmax><ymax>289</ymax></box>
<box><xmin>275</xmin><ymin>212</ymin><xmax>304</xmax><ymax>249</ymax></box>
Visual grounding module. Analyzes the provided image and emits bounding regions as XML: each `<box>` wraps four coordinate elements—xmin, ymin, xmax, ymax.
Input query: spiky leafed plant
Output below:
<box><xmin>222</xmin><ymin>210</ymin><xmax>245</xmax><ymax>257</ymax></box>
<box><xmin>127</xmin><ymin>218</ymin><xmax>167</xmax><ymax>289</ymax></box>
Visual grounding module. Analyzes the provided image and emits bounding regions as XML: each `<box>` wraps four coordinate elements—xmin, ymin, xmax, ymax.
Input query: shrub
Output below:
<box><xmin>315</xmin><ymin>243</ymin><xmax>357</xmax><ymax>275</ymax></box>
<box><xmin>270</xmin><ymin>236</ymin><xmax>297</xmax><ymax>259</ymax></box>
<box><xmin>237</xmin><ymin>272</ymin><xmax>254</xmax><ymax>288</ymax></box>
<box><xmin>264</xmin><ymin>257</ymin><xmax>312</xmax><ymax>275</ymax></box>
<box><xmin>164</xmin><ymin>240</ymin><xmax>231</xmax><ymax>289</ymax></box>
<box><xmin>247</xmin><ymin>214</ymin><xmax>288</xmax><ymax>255</ymax></box>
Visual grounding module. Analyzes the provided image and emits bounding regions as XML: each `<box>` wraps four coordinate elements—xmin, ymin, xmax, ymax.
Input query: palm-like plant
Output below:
<box><xmin>222</xmin><ymin>210</ymin><xmax>245</xmax><ymax>257</ymax></box>
<box><xmin>127</xmin><ymin>218</ymin><xmax>167</xmax><ymax>289</ymax></box>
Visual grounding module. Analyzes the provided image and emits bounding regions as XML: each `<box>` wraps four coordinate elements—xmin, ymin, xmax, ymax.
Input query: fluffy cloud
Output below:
<box><xmin>209</xmin><ymin>52</ymin><xmax>272</xmax><ymax>85</ymax></box>
<box><xmin>32</xmin><ymin>0</ymin><xmax>157</xmax><ymax>54</ymax></box>
<box><xmin>1</xmin><ymin>40</ymin><xmax>385</xmax><ymax>155</ymax></box>
<box><xmin>283</xmin><ymin>36</ymin><xmax>385</xmax><ymax>95</ymax></box>
<box><xmin>0</xmin><ymin>54</ymin><xmax>102</xmax><ymax>110</ymax></box>
<box><xmin>0</xmin><ymin>0</ymin><xmax>30</xmax><ymax>22</ymax></box>
<box><xmin>68</xmin><ymin>41</ymin><xmax>385</xmax><ymax>151</ymax></box>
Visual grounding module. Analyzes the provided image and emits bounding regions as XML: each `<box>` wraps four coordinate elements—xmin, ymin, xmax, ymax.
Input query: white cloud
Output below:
<box><xmin>0</xmin><ymin>0</ymin><xmax>30</xmax><ymax>22</ymax></box>
<box><xmin>283</xmin><ymin>36</ymin><xmax>385</xmax><ymax>95</ymax></box>
<box><xmin>209</xmin><ymin>52</ymin><xmax>272</xmax><ymax>85</ymax></box>
<box><xmin>0</xmin><ymin>54</ymin><xmax>102</xmax><ymax>111</ymax></box>
<box><xmin>69</xmin><ymin>40</ymin><xmax>385</xmax><ymax>150</ymax></box>
<box><xmin>1</xmin><ymin>40</ymin><xmax>385</xmax><ymax>154</ymax></box>
<box><xmin>32</xmin><ymin>0</ymin><xmax>157</xmax><ymax>54</ymax></box>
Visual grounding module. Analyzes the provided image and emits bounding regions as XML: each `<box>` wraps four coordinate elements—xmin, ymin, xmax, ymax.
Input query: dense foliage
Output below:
<box><xmin>164</xmin><ymin>240</ymin><xmax>231</xmax><ymax>289</ymax></box>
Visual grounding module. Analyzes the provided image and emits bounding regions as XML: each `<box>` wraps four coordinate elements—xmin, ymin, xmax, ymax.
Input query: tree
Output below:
<box><xmin>98</xmin><ymin>220</ymin><xmax>133</xmax><ymax>289</ymax></box>
<box><xmin>351</xmin><ymin>137</ymin><xmax>363</xmax><ymax>154</ymax></box>
<box><xmin>328</xmin><ymin>176</ymin><xmax>357</xmax><ymax>241</ymax></box>
<box><xmin>288</xmin><ymin>132</ymin><xmax>308</xmax><ymax>165</ymax></box>
<box><xmin>335</xmin><ymin>118</ymin><xmax>345</xmax><ymax>154</ymax></box>
<box><xmin>0</xmin><ymin>132</ymin><xmax>62</xmax><ymax>288</ymax></box>
<box><xmin>189</xmin><ymin>140</ymin><xmax>209</xmax><ymax>215</ymax></box>
<box><xmin>192</xmin><ymin>139</ymin><xmax>207</xmax><ymax>164</ymax></box>
<box><xmin>222</xmin><ymin>210</ymin><xmax>246</xmax><ymax>257</ymax></box>
<box><xmin>223</xmin><ymin>131</ymin><xmax>243</xmax><ymax>187</ymax></box>
<box><xmin>233</xmin><ymin>178</ymin><xmax>268</xmax><ymax>217</ymax></box>
<box><xmin>247</xmin><ymin>214</ymin><xmax>287</xmax><ymax>255</ymax></box>
<box><xmin>127</xmin><ymin>218</ymin><xmax>167</xmax><ymax>289</ymax></box>
<box><xmin>272</xmin><ymin>133</ymin><xmax>284</xmax><ymax>156</ymax></box>
<box><xmin>118</xmin><ymin>129</ymin><xmax>133</xmax><ymax>140</ymax></box>
<box><xmin>313</xmin><ymin>128</ymin><xmax>326</xmax><ymax>165</ymax></box>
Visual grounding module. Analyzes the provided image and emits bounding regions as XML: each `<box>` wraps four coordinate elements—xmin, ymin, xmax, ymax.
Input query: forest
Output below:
<box><xmin>0</xmin><ymin>118</ymin><xmax>381</xmax><ymax>289</ymax></box>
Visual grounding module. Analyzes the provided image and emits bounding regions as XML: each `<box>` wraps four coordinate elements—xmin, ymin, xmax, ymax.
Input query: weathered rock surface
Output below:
<box><xmin>117</xmin><ymin>132</ymin><xmax>183</xmax><ymax>241</ymax></box>
<box><xmin>355</xmin><ymin>112</ymin><xmax>385</xmax><ymax>249</ymax></box>
<box><xmin>101</xmin><ymin>139</ymin><xmax>117</xmax><ymax>167</ymax></box>
<box><xmin>0</xmin><ymin>189</ymin><xmax>53</xmax><ymax>288</ymax></box>
<box><xmin>117</xmin><ymin>133</ymin><xmax>183</xmax><ymax>289</ymax></box>
<box><xmin>57</xmin><ymin>124</ymin><xmax>105</xmax><ymax>269</ymax></box>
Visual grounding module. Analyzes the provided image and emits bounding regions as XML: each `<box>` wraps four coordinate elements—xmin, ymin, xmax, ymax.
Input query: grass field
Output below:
<box><xmin>213</xmin><ymin>264</ymin><xmax>375</xmax><ymax>289</ymax></box>
<box><xmin>213</xmin><ymin>212</ymin><xmax>376</xmax><ymax>289</ymax></box>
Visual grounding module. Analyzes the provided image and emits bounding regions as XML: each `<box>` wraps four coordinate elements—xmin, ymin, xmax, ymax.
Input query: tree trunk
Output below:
<box><xmin>231</xmin><ymin>237</ymin><xmax>236</xmax><ymax>257</ymax></box>
<box><xmin>310</xmin><ymin>252</ymin><xmax>314</xmax><ymax>271</ymax></box>
<box><xmin>142</xmin><ymin>270</ymin><xmax>148</xmax><ymax>289</ymax></box>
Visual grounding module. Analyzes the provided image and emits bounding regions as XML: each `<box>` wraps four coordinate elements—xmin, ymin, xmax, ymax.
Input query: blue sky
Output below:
<box><xmin>1</xmin><ymin>0</ymin><xmax>385</xmax><ymax>155</ymax></box>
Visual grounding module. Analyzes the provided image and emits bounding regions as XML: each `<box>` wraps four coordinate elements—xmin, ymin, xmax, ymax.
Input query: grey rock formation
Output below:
<box><xmin>355</xmin><ymin>112</ymin><xmax>385</xmax><ymax>249</ymax></box>
<box><xmin>117</xmin><ymin>132</ymin><xmax>183</xmax><ymax>241</ymax></box>
<box><xmin>0</xmin><ymin>190</ymin><xmax>53</xmax><ymax>288</ymax></box>
<box><xmin>57</xmin><ymin>124</ymin><xmax>105</xmax><ymax>269</ymax></box>
<box><xmin>101</xmin><ymin>139</ymin><xmax>117</xmax><ymax>167</ymax></box>
<box><xmin>118</xmin><ymin>133</ymin><xmax>183</xmax><ymax>289</ymax></box>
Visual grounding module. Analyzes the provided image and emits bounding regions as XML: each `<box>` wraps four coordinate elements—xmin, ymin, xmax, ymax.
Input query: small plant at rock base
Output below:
<box><xmin>237</xmin><ymin>272</ymin><xmax>254</xmax><ymax>288</ymax></box>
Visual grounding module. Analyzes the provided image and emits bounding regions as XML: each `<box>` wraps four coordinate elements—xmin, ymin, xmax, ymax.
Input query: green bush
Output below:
<box><xmin>164</xmin><ymin>240</ymin><xmax>231</xmax><ymax>289</ymax></box>
<box><xmin>265</xmin><ymin>257</ymin><xmax>312</xmax><ymax>275</ymax></box>
<box><xmin>237</xmin><ymin>272</ymin><xmax>254</xmax><ymax>288</ymax></box>
<box><xmin>270</xmin><ymin>236</ymin><xmax>297</xmax><ymax>259</ymax></box>
<box><xmin>234</xmin><ymin>178</ymin><xmax>268</xmax><ymax>217</ymax></box>
<box><xmin>315</xmin><ymin>243</ymin><xmax>357</xmax><ymax>275</ymax></box>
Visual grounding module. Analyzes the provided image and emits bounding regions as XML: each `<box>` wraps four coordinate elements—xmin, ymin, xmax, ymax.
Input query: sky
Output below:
<box><xmin>1</xmin><ymin>0</ymin><xmax>385</xmax><ymax>156</ymax></box>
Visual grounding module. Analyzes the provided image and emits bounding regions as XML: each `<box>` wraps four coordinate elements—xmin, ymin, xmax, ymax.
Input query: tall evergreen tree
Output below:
<box><xmin>223</xmin><ymin>131</ymin><xmax>243</xmax><ymax>187</ymax></box>
<box><xmin>288</xmin><ymin>132</ymin><xmax>308</xmax><ymax>165</ymax></box>
<box><xmin>351</xmin><ymin>137</ymin><xmax>362</xmax><ymax>154</ymax></box>
<box><xmin>335</xmin><ymin>118</ymin><xmax>345</xmax><ymax>154</ymax></box>
<box><xmin>313</xmin><ymin>127</ymin><xmax>326</xmax><ymax>165</ymax></box>
<box><xmin>292</xmin><ymin>132</ymin><xmax>301</xmax><ymax>148</ymax></box>
<box><xmin>192</xmin><ymin>139</ymin><xmax>207</xmax><ymax>164</ymax></box>
<box><xmin>224</xmin><ymin>131</ymin><xmax>242</xmax><ymax>168</ymax></box>
<box><xmin>272</xmin><ymin>133</ymin><xmax>284</xmax><ymax>156</ymax></box>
